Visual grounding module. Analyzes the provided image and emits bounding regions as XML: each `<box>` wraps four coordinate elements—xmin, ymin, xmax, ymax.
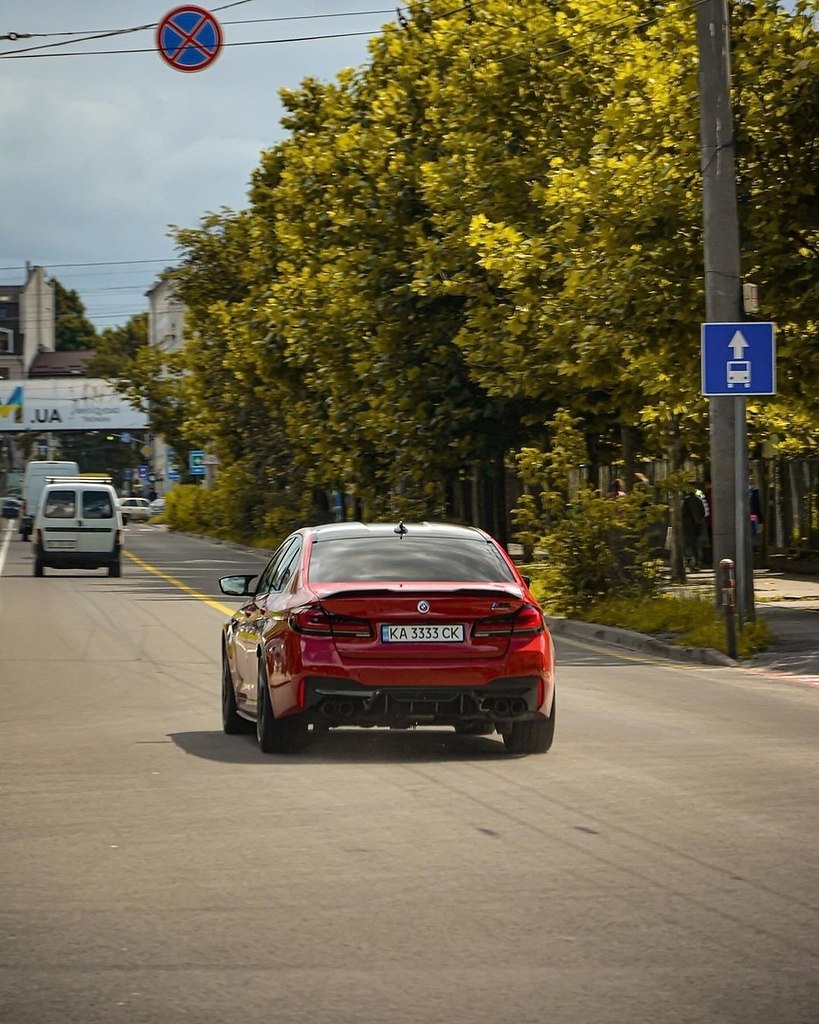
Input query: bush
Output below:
<box><xmin>162</xmin><ymin>461</ymin><xmax>308</xmax><ymax>549</ymax></box>
<box><xmin>525</xmin><ymin>488</ymin><xmax>666</xmax><ymax>616</ymax></box>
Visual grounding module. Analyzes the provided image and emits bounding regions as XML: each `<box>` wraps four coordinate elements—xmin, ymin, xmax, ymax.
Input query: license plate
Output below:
<box><xmin>380</xmin><ymin>624</ymin><xmax>465</xmax><ymax>643</ymax></box>
<box><xmin>48</xmin><ymin>540</ymin><xmax>76</xmax><ymax>550</ymax></box>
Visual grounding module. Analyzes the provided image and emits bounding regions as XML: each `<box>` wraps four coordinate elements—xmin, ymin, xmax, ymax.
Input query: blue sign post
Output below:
<box><xmin>701</xmin><ymin>322</ymin><xmax>776</xmax><ymax>396</ymax></box>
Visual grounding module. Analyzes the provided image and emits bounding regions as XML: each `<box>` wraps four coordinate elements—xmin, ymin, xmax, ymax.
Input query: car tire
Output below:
<box><xmin>222</xmin><ymin>652</ymin><xmax>250</xmax><ymax>735</ymax></box>
<box><xmin>256</xmin><ymin>659</ymin><xmax>310</xmax><ymax>754</ymax></box>
<box><xmin>34</xmin><ymin>559</ymin><xmax>44</xmax><ymax>577</ymax></box>
<box><xmin>502</xmin><ymin>695</ymin><xmax>556</xmax><ymax>756</ymax></box>
<box><xmin>108</xmin><ymin>559</ymin><xmax>121</xmax><ymax>578</ymax></box>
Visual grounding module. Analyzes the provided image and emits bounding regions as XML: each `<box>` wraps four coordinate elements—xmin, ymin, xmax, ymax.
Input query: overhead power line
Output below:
<box><xmin>0</xmin><ymin>0</ymin><xmax>487</xmax><ymax>58</ymax></box>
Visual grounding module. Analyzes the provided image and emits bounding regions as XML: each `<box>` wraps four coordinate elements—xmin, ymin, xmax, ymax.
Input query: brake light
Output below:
<box><xmin>290</xmin><ymin>605</ymin><xmax>333</xmax><ymax>635</ymax></box>
<box><xmin>512</xmin><ymin>605</ymin><xmax>545</xmax><ymax>635</ymax></box>
<box><xmin>472</xmin><ymin>614</ymin><xmax>515</xmax><ymax>637</ymax></box>
<box><xmin>289</xmin><ymin>605</ymin><xmax>372</xmax><ymax>638</ymax></box>
<box><xmin>472</xmin><ymin>605</ymin><xmax>544</xmax><ymax>638</ymax></box>
<box><xmin>35</xmin><ymin>528</ymin><xmax>42</xmax><ymax>545</ymax></box>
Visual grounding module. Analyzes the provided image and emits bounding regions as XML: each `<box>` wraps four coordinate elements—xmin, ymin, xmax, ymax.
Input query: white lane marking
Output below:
<box><xmin>0</xmin><ymin>521</ymin><xmax>12</xmax><ymax>579</ymax></box>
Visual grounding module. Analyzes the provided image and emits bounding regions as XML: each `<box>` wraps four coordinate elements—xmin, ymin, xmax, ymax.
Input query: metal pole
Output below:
<box><xmin>720</xmin><ymin>558</ymin><xmax>737</xmax><ymax>659</ymax></box>
<box><xmin>734</xmin><ymin>396</ymin><xmax>747</xmax><ymax>625</ymax></box>
<box><xmin>696</xmin><ymin>0</ymin><xmax>754</xmax><ymax>621</ymax></box>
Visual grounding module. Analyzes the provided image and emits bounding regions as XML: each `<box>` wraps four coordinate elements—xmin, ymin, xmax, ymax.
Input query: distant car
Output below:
<box><xmin>218</xmin><ymin>521</ymin><xmax>556</xmax><ymax>756</ymax></box>
<box><xmin>2</xmin><ymin>496</ymin><xmax>22</xmax><ymax>519</ymax></box>
<box><xmin>118</xmin><ymin>497</ymin><xmax>152</xmax><ymax>523</ymax></box>
<box><xmin>148</xmin><ymin>497</ymin><xmax>166</xmax><ymax>517</ymax></box>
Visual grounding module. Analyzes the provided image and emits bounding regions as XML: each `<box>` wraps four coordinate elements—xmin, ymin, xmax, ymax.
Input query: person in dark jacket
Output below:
<box><xmin>682</xmin><ymin>483</ymin><xmax>707</xmax><ymax>571</ymax></box>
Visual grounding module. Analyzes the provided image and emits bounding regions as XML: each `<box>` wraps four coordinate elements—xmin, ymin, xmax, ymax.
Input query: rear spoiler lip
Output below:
<box><xmin>313</xmin><ymin>585</ymin><xmax>526</xmax><ymax>602</ymax></box>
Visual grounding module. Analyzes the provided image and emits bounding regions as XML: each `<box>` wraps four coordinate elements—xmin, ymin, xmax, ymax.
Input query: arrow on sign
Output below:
<box><xmin>729</xmin><ymin>330</ymin><xmax>749</xmax><ymax>358</ymax></box>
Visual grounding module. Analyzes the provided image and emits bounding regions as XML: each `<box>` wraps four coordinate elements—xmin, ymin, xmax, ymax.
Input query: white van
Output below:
<box><xmin>32</xmin><ymin>477</ymin><xmax>123</xmax><ymax>577</ymax></box>
<box><xmin>20</xmin><ymin>460</ymin><xmax>79</xmax><ymax>541</ymax></box>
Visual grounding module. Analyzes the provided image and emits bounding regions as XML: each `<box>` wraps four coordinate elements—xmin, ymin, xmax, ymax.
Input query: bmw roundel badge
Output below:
<box><xmin>417</xmin><ymin>600</ymin><xmax>430</xmax><ymax>613</ymax></box>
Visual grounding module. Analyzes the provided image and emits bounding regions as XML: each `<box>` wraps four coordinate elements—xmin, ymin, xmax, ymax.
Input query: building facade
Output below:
<box><xmin>0</xmin><ymin>265</ymin><xmax>55</xmax><ymax>382</ymax></box>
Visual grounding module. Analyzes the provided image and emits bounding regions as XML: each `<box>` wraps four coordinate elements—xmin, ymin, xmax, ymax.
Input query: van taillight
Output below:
<box><xmin>35</xmin><ymin>528</ymin><xmax>42</xmax><ymax>545</ymax></box>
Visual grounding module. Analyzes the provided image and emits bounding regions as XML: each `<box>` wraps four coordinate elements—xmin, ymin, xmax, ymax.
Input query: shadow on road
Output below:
<box><xmin>168</xmin><ymin>727</ymin><xmax>511</xmax><ymax>765</ymax></box>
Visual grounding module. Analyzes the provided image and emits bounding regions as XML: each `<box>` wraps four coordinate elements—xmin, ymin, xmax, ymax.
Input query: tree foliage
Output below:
<box><xmin>53</xmin><ymin>279</ymin><xmax>97</xmax><ymax>351</ymax></box>
<box><xmin>124</xmin><ymin>0</ymin><xmax>819</xmax><ymax>545</ymax></box>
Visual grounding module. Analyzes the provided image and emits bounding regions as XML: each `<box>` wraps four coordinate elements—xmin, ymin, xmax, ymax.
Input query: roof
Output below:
<box><xmin>28</xmin><ymin>349</ymin><xmax>95</xmax><ymax>378</ymax></box>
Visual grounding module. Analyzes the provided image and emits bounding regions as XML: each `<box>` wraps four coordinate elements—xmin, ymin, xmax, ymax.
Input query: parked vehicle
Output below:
<box><xmin>32</xmin><ymin>477</ymin><xmax>123</xmax><ymax>577</ymax></box>
<box><xmin>218</xmin><ymin>521</ymin><xmax>556</xmax><ymax>756</ymax></box>
<box><xmin>118</xmin><ymin>496</ymin><xmax>152</xmax><ymax>524</ymax></box>
<box><xmin>20</xmin><ymin>460</ymin><xmax>80</xmax><ymax>541</ymax></box>
<box><xmin>2</xmin><ymin>496</ymin><xmax>22</xmax><ymax>519</ymax></box>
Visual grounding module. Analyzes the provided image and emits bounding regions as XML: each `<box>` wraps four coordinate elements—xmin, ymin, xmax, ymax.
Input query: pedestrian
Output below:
<box><xmin>702</xmin><ymin>480</ymin><xmax>713</xmax><ymax>561</ymax></box>
<box><xmin>681</xmin><ymin>481</ymin><xmax>707</xmax><ymax>571</ymax></box>
<box><xmin>607</xmin><ymin>477</ymin><xmax>626</xmax><ymax>500</ymax></box>
<box><xmin>749</xmin><ymin>477</ymin><xmax>763</xmax><ymax>545</ymax></box>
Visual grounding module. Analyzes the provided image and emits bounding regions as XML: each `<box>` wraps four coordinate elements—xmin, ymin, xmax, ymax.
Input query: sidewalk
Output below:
<box><xmin>545</xmin><ymin>567</ymin><xmax>819</xmax><ymax>669</ymax></box>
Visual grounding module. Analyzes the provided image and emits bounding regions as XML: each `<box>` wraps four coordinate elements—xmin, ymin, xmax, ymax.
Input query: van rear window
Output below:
<box><xmin>83</xmin><ymin>491</ymin><xmax>114</xmax><ymax>519</ymax></box>
<box><xmin>44</xmin><ymin>490</ymin><xmax>76</xmax><ymax>518</ymax></box>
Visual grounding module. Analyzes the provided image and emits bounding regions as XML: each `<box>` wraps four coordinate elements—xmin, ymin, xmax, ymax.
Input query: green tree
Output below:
<box><xmin>52</xmin><ymin>279</ymin><xmax>97</xmax><ymax>351</ymax></box>
<box><xmin>87</xmin><ymin>313</ymin><xmax>148</xmax><ymax>379</ymax></box>
<box><xmin>165</xmin><ymin>0</ymin><xmax>817</xmax><ymax>542</ymax></box>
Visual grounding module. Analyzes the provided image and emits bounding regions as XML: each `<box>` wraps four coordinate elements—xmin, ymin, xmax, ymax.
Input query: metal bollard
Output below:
<box><xmin>719</xmin><ymin>558</ymin><xmax>737</xmax><ymax>660</ymax></box>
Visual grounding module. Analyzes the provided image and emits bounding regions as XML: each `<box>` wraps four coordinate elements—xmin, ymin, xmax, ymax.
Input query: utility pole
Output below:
<box><xmin>696</xmin><ymin>0</ymin><xmax>754</xmax><ymax>623</ymax></box>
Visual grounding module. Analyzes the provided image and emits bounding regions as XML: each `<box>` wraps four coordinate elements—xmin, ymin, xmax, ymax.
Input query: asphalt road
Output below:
<box><xmin>1</xmin><ymin>520</ymin><xmax>818</xmax><ymax>1024</ymax></box>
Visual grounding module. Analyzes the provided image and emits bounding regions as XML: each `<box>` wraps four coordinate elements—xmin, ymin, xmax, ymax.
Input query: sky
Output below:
<box><xmin>0</xmin><ymin>1</ymin><xmax>394</xmax><ymax>331</ymax></box>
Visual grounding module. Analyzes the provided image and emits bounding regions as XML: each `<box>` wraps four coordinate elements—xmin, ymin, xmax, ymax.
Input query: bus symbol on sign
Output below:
<box><xmin>726</xmin><ymin>361</ymin><xmax>751</xmax><ymax>388</ymax></box>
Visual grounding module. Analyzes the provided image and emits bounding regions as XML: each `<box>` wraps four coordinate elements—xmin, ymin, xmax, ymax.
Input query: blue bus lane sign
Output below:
<box><xmin>701</xmin><ymin>322</ymin><xmax>776</xmax><ymax>397</ymax></box>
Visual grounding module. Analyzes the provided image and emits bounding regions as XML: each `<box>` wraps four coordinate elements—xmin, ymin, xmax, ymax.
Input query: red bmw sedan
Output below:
<box><xmin>219</xmin><ymin>521</ymin><xmax>555</xmax><ymax>756</ymax></box>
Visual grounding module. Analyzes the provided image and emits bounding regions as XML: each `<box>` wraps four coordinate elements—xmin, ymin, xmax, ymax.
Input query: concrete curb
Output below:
<box><xmin>544</xmin><ymin>616</ymin><xmax>738</xmax><ymax>667</ymax></box>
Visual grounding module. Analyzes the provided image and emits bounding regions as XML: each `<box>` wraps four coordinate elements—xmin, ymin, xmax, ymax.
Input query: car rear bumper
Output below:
<box><xmin>301</xmin><ymin>675</ymin><xmax>550</xmax><ymax>728</ymax></box>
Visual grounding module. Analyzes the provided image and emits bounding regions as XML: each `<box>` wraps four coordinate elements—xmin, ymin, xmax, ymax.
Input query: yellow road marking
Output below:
<box><xmin>125</xmin><ymin>549</ymin><xmax>235</xmax><ymax>615</ymax></box>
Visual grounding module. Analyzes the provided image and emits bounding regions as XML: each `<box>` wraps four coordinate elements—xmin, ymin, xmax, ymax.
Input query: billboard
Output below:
<box><xmin>0</xmin><ymin>379</ymin><xmax>148</xmax><ymax>432</ymax></box>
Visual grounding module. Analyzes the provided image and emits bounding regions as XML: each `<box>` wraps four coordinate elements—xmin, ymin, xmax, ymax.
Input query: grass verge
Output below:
<box><xmin>565</xmin><ymin>593</ymin><xmax>771</xmax><ymax>659</ymax></box>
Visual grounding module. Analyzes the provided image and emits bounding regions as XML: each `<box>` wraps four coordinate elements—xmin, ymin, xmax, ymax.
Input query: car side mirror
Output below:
<box><xmin>219</xmin><ymin>574</ymin><xmax>258</xmax><ymax>597</ymax></box>
<box><xmin>521</xmin><ymin>575</ymin><xmax>531</xmax><ymax>587</ymax></box>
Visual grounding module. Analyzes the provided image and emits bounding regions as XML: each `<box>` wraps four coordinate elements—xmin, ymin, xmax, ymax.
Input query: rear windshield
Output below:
<box><xmin>83</xmin><ymin>491</ymin><xmax>114</xmax><ymax>518</ymax></box>
<box><xmin>41</xmin><ymin>489</ymin><xmax>114</xmax><ymax>519</ymax></box>
<box><xmin>43</xmin><ymin>490</ymin><xmax>76</xmax><ymax>518</ymax></box>
<box><xmin>308</xmin><ymin>536</ymin><xmax>517</xmax><ymax>583</ymax></box>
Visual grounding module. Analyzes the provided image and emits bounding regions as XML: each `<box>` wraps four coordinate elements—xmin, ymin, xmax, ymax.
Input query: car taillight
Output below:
<box><xmin>115</xmin><ymin>528</ymin><xmax>123</xmax><ymax>546</ymax></box>
<box><xmin>289</xmin><ymin>605</ymin><xmax>372</xmax><ymax>638</ymax></box>
<box><xmin>472</xmin><ymin>613</ymin><xmax>516</xmax><ymax>637</ymax></box>
<box><xmin>35</xmin><ymin>528</ymin><xmax>42</xmax><ymax>545</ymax></box>
<box><xmin>512</xmin><ymin>604</ymin><xmax>545</xmax><ymax>635</ymax></box>
<box><xmin>473</xmin><ymin>605</ymin><xmax>544</xmax><ymax>638</ymax></box>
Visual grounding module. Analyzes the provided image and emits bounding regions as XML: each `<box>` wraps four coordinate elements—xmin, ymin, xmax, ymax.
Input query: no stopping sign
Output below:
<box><xmin>156</xmin><ymin>6</ymin><xmax>223</xmax><ymax>72</ymax></box>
